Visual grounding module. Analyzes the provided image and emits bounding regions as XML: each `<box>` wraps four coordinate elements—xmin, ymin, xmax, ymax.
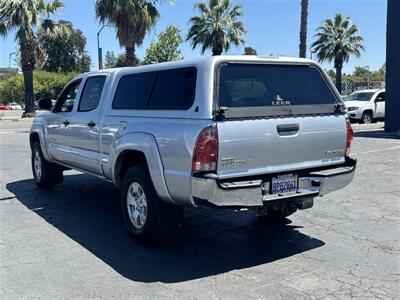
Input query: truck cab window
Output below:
<box><xmin>53</xmin><ymin>80</ymin><xmax>82</xmax><ymax>113</ymax></box>
<box><xmin>78</xmin><ymin>76</ymin><xmax>106</xmax><ymax>112</ymax></box>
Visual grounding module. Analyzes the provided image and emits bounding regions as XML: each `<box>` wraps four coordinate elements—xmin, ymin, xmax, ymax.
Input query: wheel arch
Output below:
<box><xmin>111</xmin><ymin>133</ymin><xmax>175</xmax><ymax>204</ymax></box>
<box><xmin>362</xmin><ymin>109</ymin><xmax>374</xmax><ymax>116</ymax></box>
<box><xmin>29</xmin><ymin>123</ymin><xmax>51</xmax><ymax>161</ymax></box>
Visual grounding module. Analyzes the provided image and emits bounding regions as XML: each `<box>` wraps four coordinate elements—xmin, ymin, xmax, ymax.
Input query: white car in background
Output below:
<box><xmin>344</xmin><ymin>89</ymin><xmax>385</xmax><ymax>124</ymax></box>
<box><xmin>9</xmin><ymin>102</ymin><xmax>22</xmax><ymax>110</ymax></box>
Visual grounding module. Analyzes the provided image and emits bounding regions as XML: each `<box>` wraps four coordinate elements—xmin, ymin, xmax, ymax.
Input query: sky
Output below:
<box><xmin>0</xmin><ymin>0</ymin><xmax>387</xmax><ymax>74</ymax></box>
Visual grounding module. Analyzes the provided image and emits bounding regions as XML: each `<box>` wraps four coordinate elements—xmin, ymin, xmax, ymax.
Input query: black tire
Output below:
<box><xmin>121</xmin><ymin>165</ymin><xmax>183</xmax><ymax>242</ymax></box>
<box><xmin>31</xmin><ymin>141</ymin><xmax>63</xmax><ymax>190</ymax></box>
<box><xmin>360</xmin><ymin>112</ymin><xmax>373</xmax><ymax>124</ymax></box>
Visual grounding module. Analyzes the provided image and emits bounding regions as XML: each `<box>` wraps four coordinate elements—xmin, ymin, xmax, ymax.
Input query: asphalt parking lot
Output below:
<box><xmin>0</xmin><ymin>119</ymin><xmax>399</xmax><ymax>299</ymax></box>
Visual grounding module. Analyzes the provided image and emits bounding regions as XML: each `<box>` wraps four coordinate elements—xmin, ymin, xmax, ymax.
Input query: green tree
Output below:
<box><xmin>104</xmin><ymin>50</ymin><xmax>117</xmax><ymax>68</ymax></box>
<box><xmin>325</xmin><ymin>69</ymin><xmax>336</xmax><ymax>81</ymax></box>
<box><xmin>377</xmin><ymin>62</ymin><xmax>386</xmax><ymax>81</ymax></box>
<box><xmin>0</xmin><ymin>71</ymin><xmax>77</xmax><ymax>105</ymax></box>
<box><xmin>187</xmin><ymin>0</ymin><xmax>246</xmax><ymax>56</ymax></box>
<box><xmin>114</xmin><ymin>53</ymin><xmax>127</xmax><ymax>67</ymax></box>
<box><xmin>312</xmin><ymin>13</ymin><xmax>365</xmax><ymax>93</ymax></box>
<box><xmin>144</xmin><ymin>25</ymin><xmax>183</xmax><ymax>64</ymax></box>
<box><xmin>0</xmin><ymin>0</ymin><xmax>64</xmax><ymax>117</ymax></box>
<box><xmin>353</xmin><ymin>66</ymin><xmax>371</xmax><ymax>82</ymax></box>
<box><xmin>299</xmin><ymin>0</ymin><xmax>309</xmax><ymax>58</ymax></box>
<box><xmin>95</xmin><ymin>0</ymin><xmax>161</xmax><ymax>66</ymax></box>
<box><xmin>243</xmin><ymin>46</ymin><xmax>257</xmax><ymax>55</ymax></box>
<box><xmin>37</xmin><ymin>20</ymin><xmax>91</xmax><ymax>72</ymax></box>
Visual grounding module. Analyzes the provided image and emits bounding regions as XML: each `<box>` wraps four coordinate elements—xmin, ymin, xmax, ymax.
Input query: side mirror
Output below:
<box><xmin>375</xmin><ymin>96</ymin><xmax>384</xmax><ymax>103</ymax></box>
<box><xmin>38</xmin><ymin>98</ymin><xmax>53</xmax><ymax>110</ymax></box>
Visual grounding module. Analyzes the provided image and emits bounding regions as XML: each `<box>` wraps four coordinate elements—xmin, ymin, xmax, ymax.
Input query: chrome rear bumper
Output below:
<box><xmin>191</xmin><ymin>158</ymin><xmax>357</xmax><ymax>208</ymax></box>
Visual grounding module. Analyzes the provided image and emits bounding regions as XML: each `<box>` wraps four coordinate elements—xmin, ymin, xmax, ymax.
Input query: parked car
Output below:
<box><xmin>0</xmin><ymin>104</ymin><xmax>11</xmax><ymax>110</ymax></box>
<box><xmin>30</xmin><ymin>56</ymin><xmax>356</xmax><ymax>241</ymax></box>
<box><xmin>344</xmin><ymin>89</ymin><xmax>385</xmax><ymax>124</ymax></box>
<box><xmin>9</xmin><ymin>102</ymin><xmax>22</xmax><ymax>110</ymax></box>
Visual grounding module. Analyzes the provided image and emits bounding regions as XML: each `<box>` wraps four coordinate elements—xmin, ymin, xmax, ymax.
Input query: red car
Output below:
<box><xmin>0</xmin><ymin>104</ymin><xmax>11</xmax><ymax>110</ymax></box>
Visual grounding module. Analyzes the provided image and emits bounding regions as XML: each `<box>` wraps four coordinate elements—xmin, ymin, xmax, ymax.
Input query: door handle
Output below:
<box><xmin>87</xmin><ymin>121</ymin><xmax>96</xmax><ymax>127</ymax></box>
<box><xmin>63</xmin><ymin>120</ymin><xmax>70</xmax><ymax>126</ymax></box>
<box><xmin>277</xmin><ymin>123</ymin><xmax>299</xmax><ymax>135</ymax></box>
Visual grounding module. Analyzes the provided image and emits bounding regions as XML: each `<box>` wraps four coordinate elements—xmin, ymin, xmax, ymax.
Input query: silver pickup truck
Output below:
<box><xmin>30</xmin><ymin>56</ymin><xmax>356</xmax><ymax>240</ymax></box>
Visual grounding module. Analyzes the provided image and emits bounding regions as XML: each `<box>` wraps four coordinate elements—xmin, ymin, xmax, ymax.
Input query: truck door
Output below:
<box><xmin>374</xmin><ymin>91</ymin><xmax>385</xmax><ymax>118</ymax></box>
<box><xmin>47</xmin><ymin>79</ymin><xmax>82</xmax><ymax>163</ymax></box>
<box><xmin>68</xmin><ymin>75</ymin><xmax>107</xmax><ymax>175</ymax></box>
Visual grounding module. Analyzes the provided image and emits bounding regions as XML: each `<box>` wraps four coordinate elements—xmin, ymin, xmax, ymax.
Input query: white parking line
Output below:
<box><xmin>0</xmin><ymin>130</ymin><xmax>28</xmax><ymax>134</ymax></box>
<box><xmin>353</xmin><ymin>145</ymin><xmax>400</xmax><ymax>155</ymax></box>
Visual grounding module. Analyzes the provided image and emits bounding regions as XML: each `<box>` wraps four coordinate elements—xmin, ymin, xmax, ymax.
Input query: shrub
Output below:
<box><xmin>0</xmin><ymin>71</ymin><xmax>77</xmax><ymax>104</ymax></box>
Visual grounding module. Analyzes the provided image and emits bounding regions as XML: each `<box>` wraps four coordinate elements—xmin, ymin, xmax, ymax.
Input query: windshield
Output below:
<box><xmin>344</xmin><ymin>92</ymin><xmax>374</xmax><ymax>102</ymax></box>
<box><xmin>218</xmin><ymin>64</ymin><xmax>337</xmax><ymax>108</ymax></box>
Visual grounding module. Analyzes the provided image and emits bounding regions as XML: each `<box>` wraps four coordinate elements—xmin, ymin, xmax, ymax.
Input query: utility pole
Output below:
<box><xmin>97</xmin><ymin>24</ymin><xmax>107</xmax><ymax>70</ymax></box>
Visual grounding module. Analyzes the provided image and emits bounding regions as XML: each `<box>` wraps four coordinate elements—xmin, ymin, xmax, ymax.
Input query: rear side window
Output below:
<box><xmin>113</xmin><ymin>73</ymin><xmax>155</xmax><ymax>109</ymax></box>
<box><xmin>218</xmin><ymin>64</ymin><xmax>337</xmax><ymax>108</ymax></box>
<box><xmin>78</xmin><ymin>76</ymin><xmax>106</xmax><ymax>112</ymax></box>
<box><xmin>149</xmin><ymin>68</ymin><xmax>196</xmax><ymax>109</ymax></box>
<box><xmin>112</xmin><ymin>67</ymin><xmax>196</xmax><ymax>110</ymax></box>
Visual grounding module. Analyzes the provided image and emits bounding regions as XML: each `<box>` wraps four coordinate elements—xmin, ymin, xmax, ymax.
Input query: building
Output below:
<box><xmin>0</xmin><ymin>68</ymin><xmax>18</xmax><ymax>80</ymax></box>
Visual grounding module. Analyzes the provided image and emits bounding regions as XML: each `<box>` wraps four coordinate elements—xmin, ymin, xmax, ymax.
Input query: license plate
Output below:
<box><xmin>271</xmin><ymin>174</ymin><xmax>298</xmax><ymax>194</ymax></box>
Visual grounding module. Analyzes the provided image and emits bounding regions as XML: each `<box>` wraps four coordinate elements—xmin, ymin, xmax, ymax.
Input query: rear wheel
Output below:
<box><xmin>360</xmin><ymin>112</ymin><xmax>373</xmax><ymax>124</ymax></box>
<box><xmin>121</xmin><ymin>165</ymin><xmax>183</xmax><ymax>241</ymax></box>
<box><xmin>31</xmin><ymin>141</ymin><xmax>63</xmax><ymax>189</ymax></box>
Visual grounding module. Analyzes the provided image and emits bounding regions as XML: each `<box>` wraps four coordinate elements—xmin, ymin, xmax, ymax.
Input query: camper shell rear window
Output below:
<box><xmin>216</xmin><ymin>63</ymin><xmax>341</xmax><ymax>119</ymax></box>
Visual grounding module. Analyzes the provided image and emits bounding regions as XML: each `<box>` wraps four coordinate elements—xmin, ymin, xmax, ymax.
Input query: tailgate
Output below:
<box><xmin>217</xmin><ymin>115</ymin><xmax>346</xmax><ymax>178</ymax></box>
<box><xmin>215</xmin><ymin>62</ymin><xmax>346</xmax><ymax>178</ymax></box>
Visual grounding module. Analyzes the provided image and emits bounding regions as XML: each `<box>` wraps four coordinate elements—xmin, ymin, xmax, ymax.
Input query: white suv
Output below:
<box><xmin>344</xmin><ymin>89</ymin><xmax>385</xmax><ymax>124</ymax></box>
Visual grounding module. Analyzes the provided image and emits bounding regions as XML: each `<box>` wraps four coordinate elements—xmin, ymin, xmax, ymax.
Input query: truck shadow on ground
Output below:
<box><xmin>6</xmin><ymin>173</ymin><xmax>324</xmax><ymax>283</ymax></box>
<box><xmin>354</xmin><ymin>130</ymin><xmax>400</xmax><ymax>139</ymax></box>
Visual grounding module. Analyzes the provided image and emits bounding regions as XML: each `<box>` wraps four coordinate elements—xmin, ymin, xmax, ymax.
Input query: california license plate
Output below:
<box><xmin>271</xmin><ymin>174</ymin><xmax>298</xmax><ymax>194</ymax></box>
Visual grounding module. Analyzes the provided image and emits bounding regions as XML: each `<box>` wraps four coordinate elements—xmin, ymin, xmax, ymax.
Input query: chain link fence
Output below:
<box><xmin>342</xmin><ymin>81</ymin><xmax>385</xmax><ymax>95</ymax></box>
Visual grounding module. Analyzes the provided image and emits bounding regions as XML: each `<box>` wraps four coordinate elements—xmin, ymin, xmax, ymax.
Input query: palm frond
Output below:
<box><xmin>312</xmin><ymin>12</ymin><xmax>364</xmax><ymax>65</ymax></box>
<box><xmin>187</xmin><ymin>0</ymin><xmax>246</xmax><ymax>55</ymax></box>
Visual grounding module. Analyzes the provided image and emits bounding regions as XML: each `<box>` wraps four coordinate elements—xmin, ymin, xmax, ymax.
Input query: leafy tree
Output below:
<box><xmin>0</xmin><ymin>0</ymin><xmax>64</xmax><ymax>117</ymax></box>
<box><xmin>104</xmin><ymin>51</ymin><xmax>117</xmax><ymax>68</ymax></box>
<box><xmin>0</xmin><ymin>71</ymin><xmax>77</xmax><ymax>104</ymax></box>
<box><xmin>37</xmin><ymin>20</ymin><xmax>91</xmax><ymax>72</ymax></box>
<box><xmin>0</xmin><ymin>75</ymin><xmax>24</xmax><ymax>104</ymax></box>
<box><xmin>187</xmin><ymin>0</ymin><xmax>246</xmax><ymax>56</ymax></box>
<box><xmin>243</xmin><ymin>46</ymin><xmax>257</xmax><ymax>55</ymax></box>
<box><xmin>325</xmin><ymin>69</ymin><xmax>336</xmax><ymax>81</ymax></box>
<box><xmin>299</xmin><ymin>0</ymin><xmax>308</xmax><ymax>58</ymax></box>
<box><xmin>377</xmin><ymin>62</ymin><xmax>386</xmax><ymax>80</ymax></box>
<box><xmin>144</xmin><ymin>25</ymin><xmax>183</xmax><ymax>64</ymax></box>
<box><xmin>327</xmin><ymin>64</ymin><xmax>386</xmax><ymax>88</ymax></box>
<box><xmin>114</xmin><ymin>53</ymin><xmax>128</xmax><ymax>67</ymax></box>
<box><xmin>95</xmin><ymin>0</ymin><xmax>161</xmax><ymax>66</ymax></box>
<box><xmin>312</xmin><ymin>13</ymin><xmax>365</xmax><ymax>93</ymax></box>
<box><xmin>353</xmin><ymin>66</ymin><xmax>371</xmax><ymax>82</ymax></box>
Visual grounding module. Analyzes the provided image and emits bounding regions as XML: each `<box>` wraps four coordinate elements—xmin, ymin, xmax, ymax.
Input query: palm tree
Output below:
<box><xmin>312</xmin><ymin>13</ymin><xmax>365</xmax><ymax>93</ymax></box>
<box><xmin>299</xmin><ymin>0</ymin><xmax>308</xmax><ymax>58</ymax></box>
<box><xmin>187</xmin><ymin>0</ymin><xmax>246</xmax><ymax>56</ymax></box>
<box><xmin>95</xmin><ymin>0</ymin><xmax>159</xmax><ymax>66</ymax></box>
<box><xmin>0</xmin><ymin>0</ymin><xmax>64</xmax><ymax>117</ymax></box>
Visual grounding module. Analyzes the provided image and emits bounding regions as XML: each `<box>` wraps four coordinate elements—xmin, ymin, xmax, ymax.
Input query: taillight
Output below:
<box><xmin>345</xmin><ymin>115</ymin><xmax>354</xmax><ymax>156</ymax></box>
<box><xmin>192</xmin><ymin>125</ymin><xmax>218</xmax><ymax>172</ymax></box>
